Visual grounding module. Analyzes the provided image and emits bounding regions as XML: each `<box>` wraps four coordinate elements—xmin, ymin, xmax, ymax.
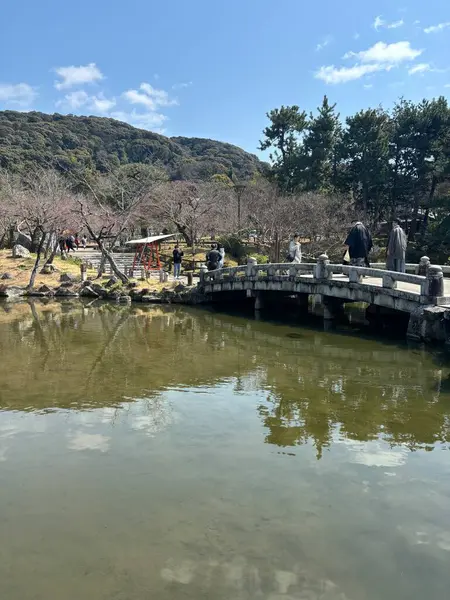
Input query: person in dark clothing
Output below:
<box><xmin>172</xmin><ymin>245</ymin><xmax>184</xmax><ymax>279</ymax></box>
<box><xmin>206</xmin><ymin>244</ymin><xmax>222</xmax><ymax>271</ymax></box>
<box><xmin>66</xmin><ymin>235</ymin><xmax>76</xmax><ymax>253</ymax></box>
<box><xmin>58</xmin><ymin>237</ymin><xmax>66</xmax><ymax>255</ymax></box>
<box><xmin>344</xmin><ymin>221</ymin><xmax>372</xmax><ymax>267</ymax></box>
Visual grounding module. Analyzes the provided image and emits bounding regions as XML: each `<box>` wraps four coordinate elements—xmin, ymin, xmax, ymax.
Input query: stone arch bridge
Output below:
<box><xmin>199</xmin><ymin>256</ymin><xmax>450</xmax><ymax>345</ymax></box>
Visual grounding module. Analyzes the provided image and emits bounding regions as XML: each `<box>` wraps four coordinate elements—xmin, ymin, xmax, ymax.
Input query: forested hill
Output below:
<box><xmin>0</xmin><ymin>111</ymin><xmax>265</xmax><ymax>180</ymax></box>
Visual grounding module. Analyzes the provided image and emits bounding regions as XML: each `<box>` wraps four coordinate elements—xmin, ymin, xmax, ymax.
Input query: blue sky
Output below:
<box><xmin>1</xmin><ymin>0</ymin><xmax>449</xmax><ymax>156</ymax></box>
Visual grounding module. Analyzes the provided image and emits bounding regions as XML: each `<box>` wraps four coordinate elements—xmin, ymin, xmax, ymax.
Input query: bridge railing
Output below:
<box><xmin>200</xmin><ymin>254</ymin><xmax>447</xmax><ymax>304</ymax></box>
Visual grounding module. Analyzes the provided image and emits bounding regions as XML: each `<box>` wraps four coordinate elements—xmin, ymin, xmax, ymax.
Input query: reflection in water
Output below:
<box><xmin>0</xmin><ymin>300</ymin><xmax>450</xmax><ymax>600</ymax></box>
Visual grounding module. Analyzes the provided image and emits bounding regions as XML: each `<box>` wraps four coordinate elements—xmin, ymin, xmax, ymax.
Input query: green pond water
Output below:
<box><xmin>1</xmin><ymin>300</ymin><xmax>450</xmax><ymax>600</ymax></box>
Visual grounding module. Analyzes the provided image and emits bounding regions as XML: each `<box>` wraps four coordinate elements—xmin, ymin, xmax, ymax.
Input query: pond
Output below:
<box><xmin>1</xmin><ymin>300</ymin><xmax>450</xmax><ymax>600</ymax></box>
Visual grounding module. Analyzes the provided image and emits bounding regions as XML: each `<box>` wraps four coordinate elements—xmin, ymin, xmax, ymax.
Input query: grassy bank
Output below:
<box><xmin>0</xmin><ymin>250</ymin><xmax>97</xmax><ymax>288</ymax></box>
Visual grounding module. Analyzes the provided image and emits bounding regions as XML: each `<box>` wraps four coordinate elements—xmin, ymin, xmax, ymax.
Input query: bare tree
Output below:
<box><xmin>73</xmin><ymin>176</ymin><xmax>147</xmax><ymax>283</ymax></box>
<box><xmin>244</xmin><ymin>181</ymin><xmax>354</xmax><ymax>261</ymax></box>
<box><xmin>147</xmin><ymin>180</ymin><xmax>235</xmax><ymax>247</ymax></box>
<box><xmin>9</xmin><ymin>170</ymin><xmax>77</xmax><ymax>288</ymax></box>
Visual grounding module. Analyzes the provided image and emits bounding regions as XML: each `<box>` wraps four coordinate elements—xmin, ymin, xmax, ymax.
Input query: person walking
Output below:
<box><xmin>386</xmin><ymin>220</ymin><xmax>407</xmax><ymax>272</ymax></box>
<box><xmin>74</xmin><ymin>233</ymin><xmax>80</xmax><ymax>250</ymax></box>
<box><xmin>172</xmin><ymin>244</ymin><xmax>184</xmax><ymax>279</ymax></box>
<box><xmin>58</xmin><ymin>236</ymin><xmax>66</xmax><ymax>255</ymax></box>
<box><xmin>344</xmin><ymin>220</ymin><xmax>372</xmax><ymax>267</ymax></box>
<box><xmin>66</xmin><ymin>235</ymin><xmax>76</xmax><ymax>253</ymax></box>
<box><xmin>288</xmin><ymin>234</ymin><xmax>302</xmax><ymax>263</ymax></box>
<box><xmin>81</xmin><ymin>235</ymin><xmax>87</xmax><ymax>249</ymax></box>
<box><xmin>206</xmin><ymin>244</ymin><xmax>222</xmax><ymax>271</ymax></box>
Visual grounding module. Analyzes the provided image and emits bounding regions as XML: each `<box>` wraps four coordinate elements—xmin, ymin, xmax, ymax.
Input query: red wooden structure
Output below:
<box><xmin>126</xmin><ymin>234</ymin><xmax>175</xmax><ymax>273</ymax></box>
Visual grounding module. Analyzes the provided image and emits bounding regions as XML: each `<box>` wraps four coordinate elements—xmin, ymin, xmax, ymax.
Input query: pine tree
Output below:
<box><xmin>259</xmin><ymin>105</ymin><xmax>307</xmax><ymax>192</ymax></box>
<box><xmin>301</xmin><ymin>96</ymin><xmax>341</xmax><ymax>192</ymax></box>
<box><xmin>342</xmin><ymin>108</ymin><xmax>391</xmax><ymax>222</ymax></box>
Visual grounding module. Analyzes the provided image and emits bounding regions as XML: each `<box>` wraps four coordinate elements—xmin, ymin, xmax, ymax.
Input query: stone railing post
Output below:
<box><xmin>418</xmin><ymin>256</ymin><xmax>430</xmax><ymax>276</ymax></box>
<box><xmin>80</xmin><ymin>263</ymin><xmax>87</xmax><ymax>282</ymax></box>
<box><xmin>425</xmin><ymin>265</ymin><xmax>444</xmax><ymax>301</ymax></box>
<box><xmin>314</xmin><ymin>254</ymin><xmax>331</xmax><ymax>281</ymax></box>
<box><xmin>348</xmin><ymin>268</ymin><xmax>363</xmax><ymax>284</ymax></box>
<box><xmin>247</xmin><ymin>256</ymin><xmax>257</xmax><ymax>278</ymax></box>
<box><xmin>382</xmin><ymin>272</ymin><xmax>397</xmax><ymax>289</ymax></box>
<box><xmin>199</xmin><ymin>264</ymin><xmax>208</xmax><ymax>283</ymax></box>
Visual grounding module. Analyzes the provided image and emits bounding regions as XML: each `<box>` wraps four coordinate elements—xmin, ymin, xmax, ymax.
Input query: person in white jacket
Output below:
<box><xmin>218</xmin><ymin>245</ymin><xmax>225</xmax><ymax>268</ymax></box>
<box><xmin>288</xmin><ymin>234</ymin><xmax>302</xmax><ymax>263</ymax></box>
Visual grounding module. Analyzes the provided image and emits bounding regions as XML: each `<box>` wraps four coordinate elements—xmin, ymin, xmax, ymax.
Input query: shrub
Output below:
<box><xmin>217</xmin><ymin>234</ymin><xmax>246</xmax><ymax>261</ymax></box>
<box><xmin>252</xmin><ymin>253</ymin><xmax>269</xmax><ymax>264</ymax></box>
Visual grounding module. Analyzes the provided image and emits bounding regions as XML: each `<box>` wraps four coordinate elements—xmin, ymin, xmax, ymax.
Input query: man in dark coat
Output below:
<box><xmin>344</xmin><ymin>221</ymin><xmax>373</xmax><ymax>267</ymax></box>
<box><xmin>206</xmin><ymin>244</ymin><xmax>222</xmax><ymax>271</ymax></box>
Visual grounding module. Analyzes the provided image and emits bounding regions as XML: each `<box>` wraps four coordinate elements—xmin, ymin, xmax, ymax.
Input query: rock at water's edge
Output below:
<box><xmin>0</xmin><ymin>285</ymin><xmax>25</xmax><ymax>297</ymax></box>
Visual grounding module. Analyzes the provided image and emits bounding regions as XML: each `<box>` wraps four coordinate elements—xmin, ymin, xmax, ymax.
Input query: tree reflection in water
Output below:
<box><xmin>0</xmin><ymin>299</ymin><xmax>449</xmax><ymax>457</ymax></box>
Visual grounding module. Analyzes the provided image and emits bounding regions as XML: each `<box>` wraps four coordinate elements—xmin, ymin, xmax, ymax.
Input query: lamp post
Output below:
<box><xmin>234</xmin><ymin>183</ymin><xmax>246</xmax><ymax>233</ymax></box>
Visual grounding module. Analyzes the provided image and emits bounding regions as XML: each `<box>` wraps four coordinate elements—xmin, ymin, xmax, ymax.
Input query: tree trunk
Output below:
<box><xmin>8</xmin><ymin>225</ymin><xmax>15</xmax><ymax>248</ymax></box>
<box><xmin>44</xmin><ymin>232</ymin><xmax>54</xmax><ymax>259</ymax></box>
<box><xmin>408</xmin><ymin>190</ymin><xmax>421</xmax><ymax>242</ymax></box>
<box><xmin>97</xmin><ymin>254</ymin><xmax>107</xmax><ymax>278</ymax></box>
<box><xmin>174</xmin><ymin>222</ymin><xmax>193</xmax><ymax>246</ymax></box>
<box><xmin>82</xmin><ymin>219</ymin><xmax>129</xmax><ymax>284</ymax></box>
<box><xmin>44</xmin><ymin>239</ymin><xmax>59</xmax><ymax>267</ymax></box>
<box><xmin>30</xmin><ymin>226</ymin><xmax>41</xmax><ymax>253</ymax></box>
<box><xmin>419</xmin><ymin>176</ymin><xmax>437</xmax><ymax>239</ymax></box>
<box><xmin>103</xmin><ymin>247</ymin><xmax>129</xmax><ymax>284</ymax></box>
<box><xmin>28</xmin><ymin>232</ymin><xmax>46</xmax><ymax>290</ymax></box>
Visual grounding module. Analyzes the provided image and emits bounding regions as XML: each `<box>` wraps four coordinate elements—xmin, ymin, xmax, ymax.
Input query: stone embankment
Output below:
<box><xmin>0</xmin><ymin>273</ymin><xmax>204</xmax><ymax>305</ymax></box>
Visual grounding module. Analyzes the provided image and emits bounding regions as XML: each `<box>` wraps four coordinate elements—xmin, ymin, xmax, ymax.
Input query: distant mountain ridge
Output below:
<box><xmin>0</xmin><ymin>111</ymin><xmax>266</xmax><ymax>180</ymax></box>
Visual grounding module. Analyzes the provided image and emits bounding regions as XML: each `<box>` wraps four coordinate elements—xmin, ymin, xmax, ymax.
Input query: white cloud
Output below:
<box><xmin>315</xmin><ymin>63</ymin><xmax>384</xmax><ymax>84</ymax></box>
<box><xmin>344</xmin><ymin>41</ymin><xmax>422</xmax><ymax>64</ymax></box>
<box><xmin>408</xmin><ymin>63</ymin><xmax>431</xmax><ymax>75</ymax></box>
<box><xmin>0</xmin><ymin>82</ymin><xmax>37</xmax><ymax>107</ymax></box>
<box><xmin>123</xmin><ymin>88</ymin><xmax>155</xmax><ymax>109</ymax></box>
<box><xmin>353</xmin><ymin>33</ymin><xmax>360</xmax><ymax>40</ymax></box>
<box><xmin>172</xmin><ymin>81</ymin><xmax>193</xmax><ymax>90</ymax></box>
<box><xmin>373</xmin><ymin>16</ymin><xmax>385</xmax><ymax>31</ymax></box>
<box><xmin>363</xmin><ymin>83</ymin><xmax>373</xmax><ymax>89</ymax></box>
<box><xmin>110</xmin><ymin>109</ymin><xmax>168</xmax><ymax>131</ymax></box>
<box><xmin>56</xmin><ymin>90</ymin><xmax>115</xmax><ymax>113</ymax></box>
<box><xmin>90</xmin><ymin>93</ymin><xmax>116</xmax><ymax>112</ymax></box>
<box><xmin>424</xmin><ymin>22</ymin><xmax>450</xmax><ymax>34</ymax></box>
<box><xmin>123</xmin><ymin>82</ymin><xmax>177</xmax><ymax>110</ymax></box>
<box><xmin>54</xmin><ymin>63</ymin><xmax>103</xmax><ymax>90</ymax></box>
<box><xmin>373</xmin><ymin>15</ymin><xmax>404</xmax><ymax>30</ymax></box>
<box><xmin>387</xmin><ymin>19</ymin><xmax>404</xmax><ymax>29</ymax></box>
<box><xmin>57</xmin><ymin>90</ymin><xmax>89</xmax><ymax>109</ymax></box>
<box><xmin>445</xmin><ymin>83</ymin><xmax>450</xmax><ymax>88</ymax></box>
<box><xmin>316</xmin><ymin>35</ymin><xmax>333</xmax><ymax>52</ymax></box>
<box><xmin>317</xmin><ymin>41</ymin><xmax>422</xmax><ymax>85</ymax></box>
